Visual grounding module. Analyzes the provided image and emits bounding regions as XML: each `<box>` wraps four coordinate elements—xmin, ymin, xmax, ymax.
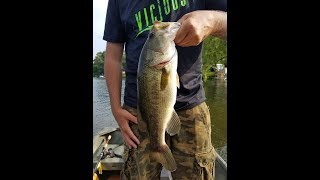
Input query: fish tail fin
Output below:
<box><xmin>150</xmin><ymin>145</ymin><xmax>177</xmax><ymax>172</ymax></box>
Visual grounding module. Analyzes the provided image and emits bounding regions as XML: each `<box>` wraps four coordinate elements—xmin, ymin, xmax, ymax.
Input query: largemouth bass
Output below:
<box><xmin>137</xmin><ymin>21</ymin><xmax>181</xmax><ymax>172</ymax></box>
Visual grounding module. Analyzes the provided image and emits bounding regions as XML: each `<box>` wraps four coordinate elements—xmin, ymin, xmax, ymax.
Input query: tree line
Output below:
<box><xmin>92</xmin><ymin>51</ymin><xmax>126</xmax><ymax>78</ymax></box>
<box><xmin>93</xmin><ymin>36</ymin><xmax>227</xmax><ymax>82</ymax></box>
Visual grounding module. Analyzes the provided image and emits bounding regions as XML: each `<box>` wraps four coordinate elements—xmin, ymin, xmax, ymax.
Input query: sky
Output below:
<box><xmin>93</xmin><ymin>0</ymin><xmax>109</xmax><ymax>59</ymax></box>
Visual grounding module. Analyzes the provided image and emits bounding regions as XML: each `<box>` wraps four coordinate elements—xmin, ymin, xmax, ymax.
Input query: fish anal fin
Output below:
<box><xmin>166</xmin><ymin>110</ymin><xmax>181</xmax><ymax>136</ymax></box>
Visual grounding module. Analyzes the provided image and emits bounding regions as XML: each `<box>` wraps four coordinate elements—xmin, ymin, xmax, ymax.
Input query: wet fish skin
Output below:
<box><xmin>137</xmin><ymin>21</ymin><xmax>181</xmax><ymax>172</ymax></box>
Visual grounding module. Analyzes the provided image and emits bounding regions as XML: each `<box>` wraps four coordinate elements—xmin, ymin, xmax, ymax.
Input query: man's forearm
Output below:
<box><xmin>104</xmin><ymin>43</ymin><xmax>124</xmax><ymax>115</ymax></box>
<box><xmin>210</xmin><ymin>11</ymin><xmax>227</xmax><ymax>40</ymax></box>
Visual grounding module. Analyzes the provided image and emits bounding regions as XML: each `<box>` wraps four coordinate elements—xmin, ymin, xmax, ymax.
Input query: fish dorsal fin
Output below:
<box><xmin>166</xmin><ymin>110</ymin><xmax>181</xmax><ymax>136</ymax></box>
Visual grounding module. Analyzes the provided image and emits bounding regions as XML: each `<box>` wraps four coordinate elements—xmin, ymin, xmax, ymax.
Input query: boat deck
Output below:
<box><xmin>93</xmin><ymin>127</ymin><xmax>227</xmax><ymax>180</ymax></box>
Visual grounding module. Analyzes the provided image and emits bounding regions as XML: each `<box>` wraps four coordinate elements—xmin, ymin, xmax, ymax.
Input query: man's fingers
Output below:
<box><xmin>122</xmin><ymin>129</ymin><xmax>137</xmax><ymax>149</ymax></box>
<box><xmin>178</xmin><ymin>30</ymin><xmax>197</xmax><ymax>47</ymax></box>
<box><xmin>178</xmin><ymin>31</ymin><xmax>203</xmax><ymax>47</ymax></box>
<box><xmin>126</xmin><ymin>111</ymin><xmax>138</xmax><ymax>124</ymax></box>
<box><xmin>175</xmin><ymin>25</ymin><xmax>189</xmax><ymax>45</ymax></box>
<box><xmin>175</xmin><ymin>14</ymin><xmax>190</xmax><ymax>44</ymax></box>
<box><xmin>126</xmin><ymin>127</ymin><xmax>140</xmax><ymax>145</ymax></box>
<box><xmin>121</xmin><ymin>121</ymin><xmax>140</xmax><ymax>148</ymax></box>
<box><xmin>124</xmin><ymin>134</ymin><xmax>136</xmax><ymax>149</ymax></box>
<box><xmin>177</xmin><ymin>34</ymin><xmax>193</xmax><ymax>47</ymax></box>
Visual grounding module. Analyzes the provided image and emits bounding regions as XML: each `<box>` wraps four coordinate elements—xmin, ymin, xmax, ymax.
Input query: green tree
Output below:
<box><xmin>93</xmin><ymin>51</ymin><xmax>105</xmax><ymax>77</ymax></box>
<box><xmin>202</xmin><ymin>36</ymin><xmax>227</xmax><ymax>82</ymax></box>
<box><xmin>93</xmin><ymin>50</ymin><xmax>127</xmax><ymax>78</ymax></box>
<box><xmin>93</xmin><ymin>39</ymin><xmax>227</xmax><ymax>80</ymax></box>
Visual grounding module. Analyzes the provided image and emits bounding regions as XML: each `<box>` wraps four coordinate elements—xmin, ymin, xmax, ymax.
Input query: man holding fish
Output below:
<box><xmin>103</xmin><ymin>0</ymin><xmax>227</xmax><ymax>179</ymax></box>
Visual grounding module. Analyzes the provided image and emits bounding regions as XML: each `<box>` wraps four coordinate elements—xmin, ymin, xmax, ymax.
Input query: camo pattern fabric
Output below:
<box><xmin>120</xmin><ymin>102</ymin><xmax>216</xmax><ymax>180</ymax></box>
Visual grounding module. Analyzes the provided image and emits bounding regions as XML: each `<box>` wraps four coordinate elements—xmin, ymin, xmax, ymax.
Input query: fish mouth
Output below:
<box><xmin>168</xmin><ymin>22</ymin><xmax>181</xmax><ymax>38</ymax></box>
<box><xmin>170</xmin><ymin>22</ymin><xmax>181</xmax><ymax>34</ymax></box>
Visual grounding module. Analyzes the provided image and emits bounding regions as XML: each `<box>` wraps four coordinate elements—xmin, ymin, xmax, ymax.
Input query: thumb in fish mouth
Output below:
<box><xmin>152</xmin><ymin>21</ymin><xmax>181</xmax><ymax>37</ymax></box>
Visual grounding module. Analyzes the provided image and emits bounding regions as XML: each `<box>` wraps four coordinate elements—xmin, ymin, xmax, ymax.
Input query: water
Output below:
<box><xmin>92</xmin><ymin>78</ymin><xmax>123</xmax><ymax>136</ymax></box>
<box><xmin>204</xmin><ymin>79</ymin><xmax>227</xmax><ymax>162</ymax></box>
<box><xmin>93</xmin><ymin>77</ymin><xmax>227</xmax><ymax>162</ymax></box>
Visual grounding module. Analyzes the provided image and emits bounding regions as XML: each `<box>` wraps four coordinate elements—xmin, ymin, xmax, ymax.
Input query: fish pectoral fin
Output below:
<box><xmin>176</xmin><ymin>73</ymin><xmax>180</xmax><ymax>89</ymax></box>
<box><xmin>150</xmin><ymin>145</ymin><xmax>177</xmax><ymax>172</ymax></box>
<box><xmin>166</xmin><ymin>110</ymin><xmax>181</xmax><ymax>136</ymax></box>
<box><xmin>161</xmin><ymin>68</ymin><xmax>169</xmax><ymax>90</ymax></box>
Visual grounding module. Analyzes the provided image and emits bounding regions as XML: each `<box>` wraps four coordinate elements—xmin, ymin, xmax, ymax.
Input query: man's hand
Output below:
<box><xmin>174</xmin><ymin>10</ymin><xmax>227</xmax><ymax>47</ymax></box>
<box><xmin>113</xmin><ymin>108</ymin><xmax>140</xmax><ymax>149</ymax></box>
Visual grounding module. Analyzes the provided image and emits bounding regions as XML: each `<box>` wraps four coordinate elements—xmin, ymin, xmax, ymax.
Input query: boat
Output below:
<box><xmin>93</xmin><ymin>127</ymin><xmax>227</xmax><ymax>180</ymax></box>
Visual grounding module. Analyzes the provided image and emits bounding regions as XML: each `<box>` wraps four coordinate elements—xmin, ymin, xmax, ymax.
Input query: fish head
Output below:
<box><xmin>150</xmin><ymin>21</ymin><xmax>181</xmax><ymax>41</ymax></box>
<box><xmin>145</xmin><ymin>21</ymin><xmax>180</xmax><ymax>69</ymax></box>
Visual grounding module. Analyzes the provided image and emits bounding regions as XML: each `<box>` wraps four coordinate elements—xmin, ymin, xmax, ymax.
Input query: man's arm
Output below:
<box><xmin>174</xmin><ymin>10</ymin><xmax>227</xmax><ymax>47</ymax></box>
<box><xmin>104</xmin><ymin>42</ymin><xmax>140</xmax><ymax>149</ymax></box>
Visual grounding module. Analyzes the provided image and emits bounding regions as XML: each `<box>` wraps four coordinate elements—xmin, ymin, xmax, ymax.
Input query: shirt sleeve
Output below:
<box><xmin>103</xmin><ymin>0</ymin><xmax>126</xmax><ymax>43</ymax></box>
<box><xmin>205</xmin><ymin>0</ymin><xmax>227</xmax><ymax>11</ymax></box>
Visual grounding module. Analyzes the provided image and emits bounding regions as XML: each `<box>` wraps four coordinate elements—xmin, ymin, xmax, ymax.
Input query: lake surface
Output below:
<box><xmin>93</xmin><ymin>77</ymin><xmax>227</xmax><ymax>162</ymax></box>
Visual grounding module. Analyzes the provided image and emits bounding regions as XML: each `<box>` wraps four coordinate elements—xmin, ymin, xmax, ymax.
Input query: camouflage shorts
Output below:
<box><xmin>121</xmin><ymin>102</ymin><xmax>216</xmax><ymax>180</ymax></box>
